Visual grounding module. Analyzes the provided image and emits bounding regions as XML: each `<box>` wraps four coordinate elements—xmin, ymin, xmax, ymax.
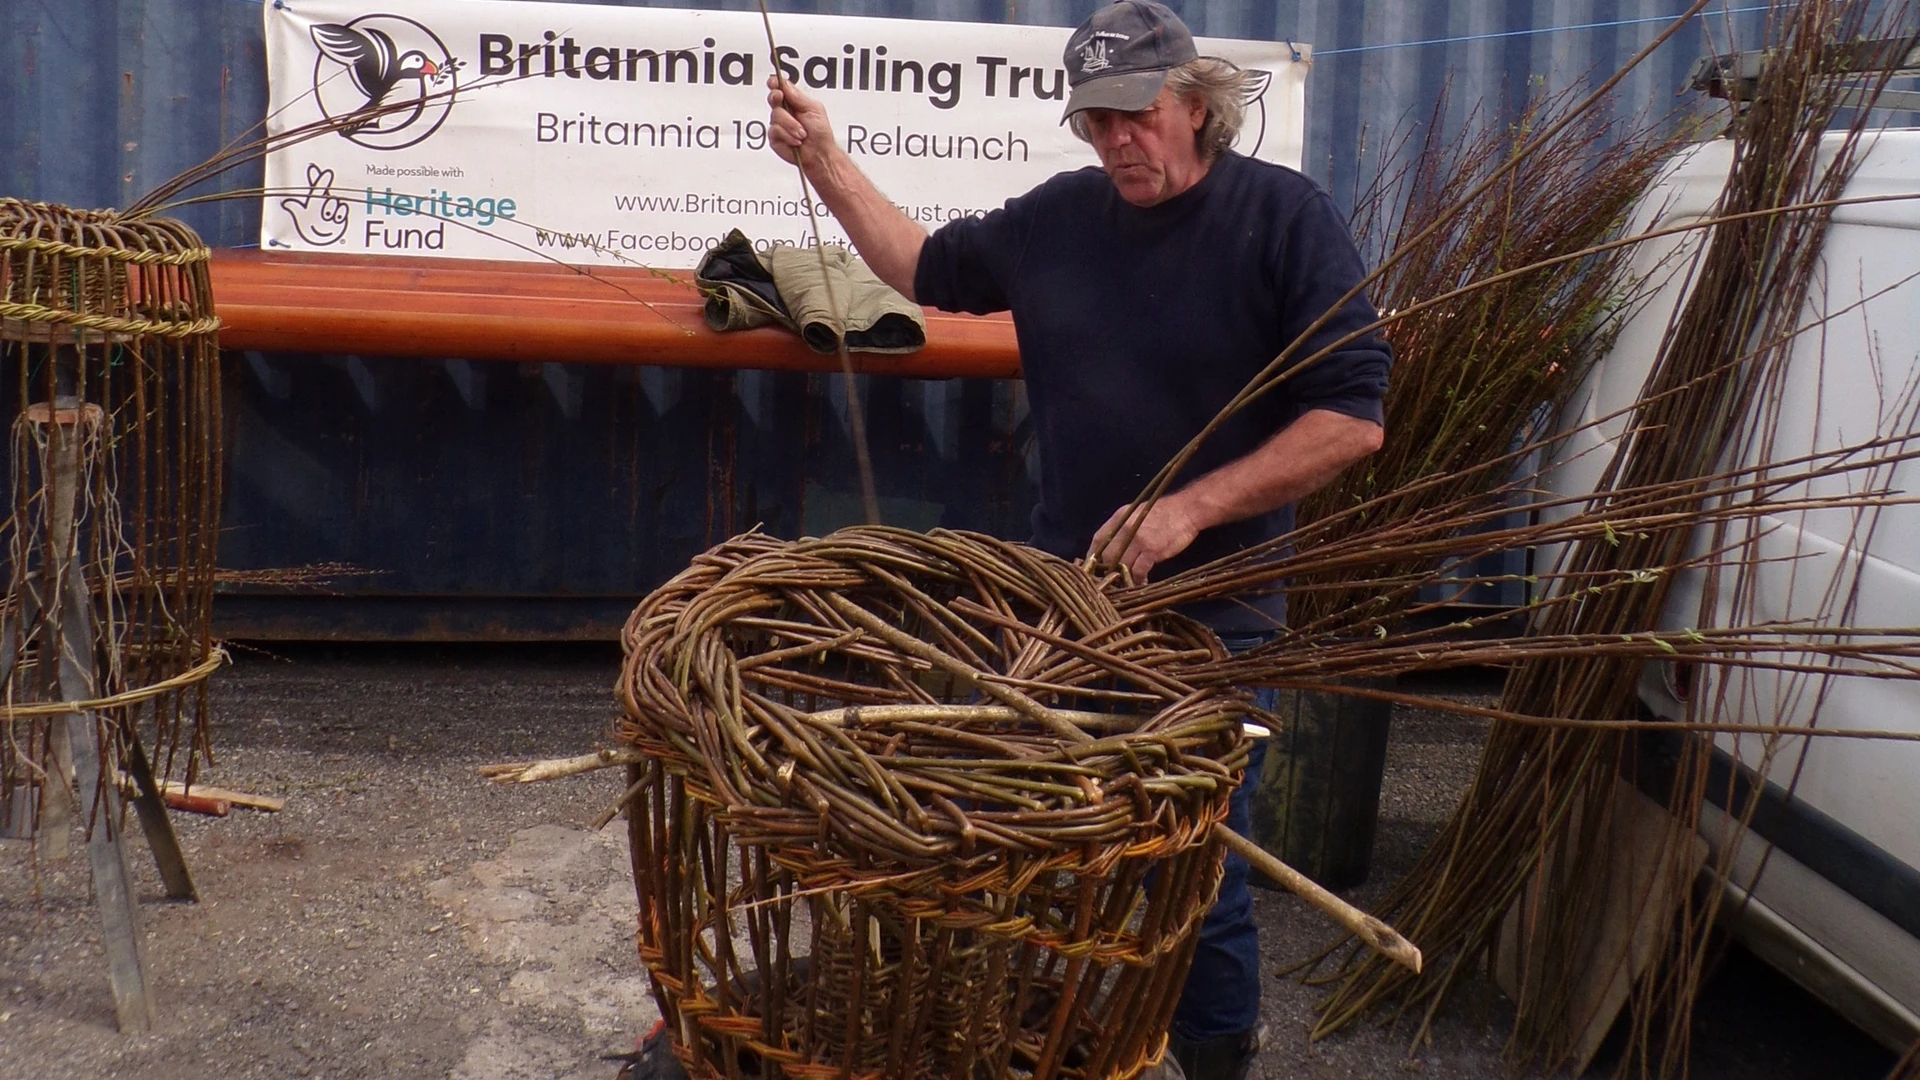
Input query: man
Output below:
<box><xmin>767</xmin><ymin>3</ymin><xmax>1391</xmax><ymax>1078</ymax></box>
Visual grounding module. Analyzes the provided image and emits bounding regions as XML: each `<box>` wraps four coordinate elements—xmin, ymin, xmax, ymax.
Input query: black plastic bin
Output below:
<box><xmin>1248</xmin><ymin>679</ymin><xmax>1393</xmax><ymax>891</ymax></box>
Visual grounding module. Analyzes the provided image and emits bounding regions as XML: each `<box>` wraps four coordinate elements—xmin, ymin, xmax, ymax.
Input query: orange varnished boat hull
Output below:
<box><xmin>209</xmin><ymin>250</ymin><xmax>1022</xmax><ymax>379</ymax></box>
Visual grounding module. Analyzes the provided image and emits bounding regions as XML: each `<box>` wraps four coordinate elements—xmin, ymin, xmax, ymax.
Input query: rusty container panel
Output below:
<box><xmin>214</xmin><ymin>354</ymin><xmax>1035</xmax><ymax>638</ymax></box>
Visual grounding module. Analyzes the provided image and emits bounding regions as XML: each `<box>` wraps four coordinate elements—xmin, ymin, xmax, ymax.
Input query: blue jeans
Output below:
<box><xmin>1171</xmin><ymin>633</ymin><xmax>1274</xmax><ymax>1042</ymax></box>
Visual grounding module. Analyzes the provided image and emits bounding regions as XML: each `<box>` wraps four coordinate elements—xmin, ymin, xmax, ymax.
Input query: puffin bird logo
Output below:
<box><xmin>308</xmin><ymin>15</ymin><xmax>460</xmax><ymax>151</ymax></box>
<box><xmin>1239</xmin><ymin>69</ymin><xmax>1274</xmax><ymax>158</ymax></box>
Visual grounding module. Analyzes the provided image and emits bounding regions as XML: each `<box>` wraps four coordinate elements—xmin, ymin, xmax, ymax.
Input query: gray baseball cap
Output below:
<box><xmin>1061</xmin><ymin>1</ymin><xmax>1198</xmax><ymax>121</ymax></box>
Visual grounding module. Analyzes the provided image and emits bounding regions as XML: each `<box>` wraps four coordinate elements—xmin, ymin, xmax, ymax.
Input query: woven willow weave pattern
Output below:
<box><xmin>0</xmin><ymin>199</ymin><xmax>223</xmax><ymax>835</ymax></box>
<box><xmin>618</xmin><ymin>527</ymin><xmax>1255</xmax><ymax>1080</ymax></box>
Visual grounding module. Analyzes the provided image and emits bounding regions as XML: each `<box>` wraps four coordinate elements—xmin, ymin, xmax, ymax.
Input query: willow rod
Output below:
<box><xmin>1216</xmin><ymin>828</ymin><xmax>1421</xmax><ymax>973</ymax></box>
<box><xmin>754</xmin><ymin>0</ymin><xmax>882</xmax><ymax>526</ymax></box>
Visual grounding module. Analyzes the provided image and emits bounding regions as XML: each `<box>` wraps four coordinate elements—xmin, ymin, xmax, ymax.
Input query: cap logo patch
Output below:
<box><xmin>1078</xmin><ymin>31</ymin><xmax>1133</xmax><ymax>74</ymax></box>
<box><xmin>1060</xmin><ymin>4</ymin><xmax>1194</xmax><ymax>117</ymax></box>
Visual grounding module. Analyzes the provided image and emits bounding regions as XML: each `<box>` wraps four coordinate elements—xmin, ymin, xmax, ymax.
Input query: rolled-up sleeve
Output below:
<box><xmin>913</xmin><ymin>193</ymin><xmax>1034</xmax><ymax>316</ymax></box>
<box><xmin>1274</xmin><ymin>192</ymin><xmax>1393</xmax><ymax>424</ymax></box>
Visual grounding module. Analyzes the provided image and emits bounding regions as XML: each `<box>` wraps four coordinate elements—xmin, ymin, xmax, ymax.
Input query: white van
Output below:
<box><xmin>1539</xmin><ymin>128</ymin><xmax>1920</xmax><ymax>1051</ymax></box>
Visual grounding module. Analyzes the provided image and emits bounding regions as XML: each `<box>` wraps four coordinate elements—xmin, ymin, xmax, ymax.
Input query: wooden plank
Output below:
<box><xmin>118</xmin><ymin>778</ymin><xmax>280</xmax><ymax>814</ymax></box>
<box><xmin>1</xmin><ymin>783</ymin><xmax>30</xmax><ymax>840</ymax></box>
<box><xmin>1494</xmin><ymin>780</ymin><xmax>1709</xmax><ymax>1071</ymax></box>
<box><xmin>61</xmin><ymin>675</ymin><xmax>156</xmax><ymax>1034</ymax></box>
<box><xmin>154</xmin><ymin>781</ymin><xmax>284</xmax><ymax>813</ymax></box>
<box><xmin>48</xmin><ymin>445</ymin><xmax>154</xmax><ymax>1035</ymax></box>
<box><xmin>77</xmin><ymin>743</ymin><xmax>156</xmax><ymax>1035</ymax></box>
<box><xmin>154</xmin><ymin>790</ymin><xmax>230</xmax><ymax>816</ymax></box>
<box><xmin>122</xmin><ymin>735</ymin><xmax>199</xmax><ymax>900</ymax></box>
<box><xmin>39</xmin><ymin>704</ymin><xmax>76</xmax><ymax>860</ymax></box>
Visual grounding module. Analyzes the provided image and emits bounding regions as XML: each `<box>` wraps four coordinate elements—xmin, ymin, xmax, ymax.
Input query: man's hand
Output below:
<box><xmin>1087</xmin><ymin>409</ymin><xmax>1384</xmax><ymax>582</ymax></box>
<box><xmin>1088</xmin><ymin>497</ymin><xmax>1205</xmax><ymax>581</ymax></box>
<box><xmin>767</xmin><ymin>76</ymin><xmax>836</xmax><ymax>174</ymax></box>
<box><xmin>762</xmin><ymin>73</ymin><xmax>927</xmax><ymax>298</ymax></box>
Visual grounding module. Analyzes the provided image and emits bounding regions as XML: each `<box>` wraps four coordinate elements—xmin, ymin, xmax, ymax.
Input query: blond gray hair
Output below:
<box><xmin>1069</xmin><ymin>57</ymin><xmax>1251</xmax><ymax>159</ymax></box>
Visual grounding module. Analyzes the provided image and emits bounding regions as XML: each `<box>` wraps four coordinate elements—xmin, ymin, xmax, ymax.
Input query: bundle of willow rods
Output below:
<box><xmin>1296</xmin><ymin>0</ymin><xmax>1917</xmax><ymax>1073</ymax></box>
<box><xmin>1288</xmin><ymin>87</ymin><xmax>1692</xmax><ymax>632</ymax></box>
<box><xmin>617</xmin><ymin>527</ymin><xmax>1253</xmax><ymax>1080</ymax></box>
<box><xmin>0</xmin><ymin>199</ymin><xmax>224</xmax><ymax>836</ymax></box>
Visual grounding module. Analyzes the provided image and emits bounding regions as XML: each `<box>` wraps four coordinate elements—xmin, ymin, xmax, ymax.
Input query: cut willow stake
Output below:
<box><xmin>754</xmin><ymin>0</ymin><xmax>881</xmax><ymax>526</ymax></box>
<box><xmin>479</xmin><ymin>746</ymin><xmax>649</xmax><ymax>783</ymax></box>
<box><xmin>1217</xmin><ymin>827</ymin><xmax>1421</xmax><ymax>973</ymax></box>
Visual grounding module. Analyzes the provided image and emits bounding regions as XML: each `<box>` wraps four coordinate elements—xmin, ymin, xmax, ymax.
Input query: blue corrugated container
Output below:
<box><xmin>0</xmin><ymin>0</ymin><xmax>1767</xmax><ymax>639</ymax></box>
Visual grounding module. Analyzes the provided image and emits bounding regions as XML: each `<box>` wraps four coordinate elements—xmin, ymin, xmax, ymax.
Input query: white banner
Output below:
<box><xmin>262</xmin><ymin>0</ymin><xmax>1310</xmax><ymax>268</ymax></box>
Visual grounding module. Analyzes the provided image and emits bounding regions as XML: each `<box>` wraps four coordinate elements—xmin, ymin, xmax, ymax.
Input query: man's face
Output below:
<box><xmin>1080</xmin><ymin>88</ymin><xmax>1209</xmax><ymax>208</ymax></box>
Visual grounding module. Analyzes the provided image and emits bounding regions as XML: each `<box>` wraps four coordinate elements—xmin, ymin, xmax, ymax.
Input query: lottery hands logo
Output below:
<box><xmin>310</xmin><ymin>15</ymin><xmax>462</xmax><ymax>150</ymax></box>
<box><xmin>281</xmin><ymin>163</ymin><xmax>351</xmax><ymax>245</ymax></box>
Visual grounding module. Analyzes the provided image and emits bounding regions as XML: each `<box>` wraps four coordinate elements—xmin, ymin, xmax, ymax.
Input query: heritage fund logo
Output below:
<box><xmin>309</xmin><ymin>15</ymin><xmax>462</xmax><ymax>150</ymax></box>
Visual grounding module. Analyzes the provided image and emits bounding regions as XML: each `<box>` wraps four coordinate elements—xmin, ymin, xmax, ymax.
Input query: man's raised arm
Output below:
<box><xmin>766</xmin><ymin>76</ymin><xmax>928</xmax><ymax>300</ymax></box>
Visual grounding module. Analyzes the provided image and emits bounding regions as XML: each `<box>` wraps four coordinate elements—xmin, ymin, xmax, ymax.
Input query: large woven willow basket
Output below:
<box><xmin>617</xmin><ymin>527</ymin><xmax>1254</xmax><ymax>1080</ymax></box>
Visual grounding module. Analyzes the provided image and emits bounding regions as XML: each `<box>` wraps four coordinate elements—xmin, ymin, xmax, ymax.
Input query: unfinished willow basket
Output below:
<box><xmin>0</xmin><ymin>199</ymin><xmax>223</xmax><ymax>838</ymax></box>
<box><xmin>617</xmin><ymin>527</ymin><xmax>1255</xmax><ymax>1080</ymax></box>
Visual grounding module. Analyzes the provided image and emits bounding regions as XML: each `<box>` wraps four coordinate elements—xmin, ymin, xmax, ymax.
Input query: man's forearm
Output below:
<box><xmin>797</xmin><ymin>144</ymin><xmax>928</xmax><ymax>300</ymax></box>
<box><xmin>1088</xmin><ymin>408</ymin><xmax>1382</xmax><ymax>578</ymax></box>
<box><xmin>1169</xmin><ymin>408</ymin><xmax>1384</xmax><ymax>532</ymax></box>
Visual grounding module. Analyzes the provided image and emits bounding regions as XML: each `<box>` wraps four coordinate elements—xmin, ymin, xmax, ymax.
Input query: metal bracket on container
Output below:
<box><xmin>1689</xmin><ymin>35</ymin><xmax>1920</xmax><ymax>113</ymax></box>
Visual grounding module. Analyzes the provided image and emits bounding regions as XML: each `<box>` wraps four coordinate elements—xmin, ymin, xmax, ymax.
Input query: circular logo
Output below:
<box><xmin>1241</xmin><ymin>69</ymin><xmax>1273</xmax><ymax>159</ymax></box>
<box><xmin>310</xmin><ymin>15</ymin><xmax>459</xmax><ymax>151</ymax></box>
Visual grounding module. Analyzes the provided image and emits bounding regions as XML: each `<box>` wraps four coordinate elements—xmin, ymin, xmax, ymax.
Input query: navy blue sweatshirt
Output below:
<box><xmin>914</xmin><ymin>151</ymin><xmax>1392</xmax><ymax>631</ymax></box>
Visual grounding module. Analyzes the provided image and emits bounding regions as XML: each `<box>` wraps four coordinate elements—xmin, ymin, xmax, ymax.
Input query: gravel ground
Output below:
<box><xmin>0</xmin><ymin>647</ymin><xmax>1900</xmax><ymax>1080</ymax></box>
